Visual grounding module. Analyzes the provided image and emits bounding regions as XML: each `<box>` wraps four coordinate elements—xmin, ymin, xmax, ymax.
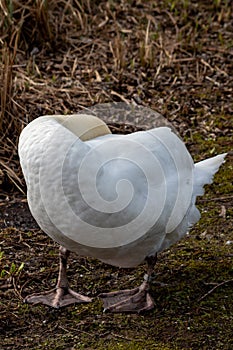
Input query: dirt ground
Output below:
<box><xmin>0</xmin><ymin>1</ymin><xmax>233</xmax><ymax>349</ymax></box>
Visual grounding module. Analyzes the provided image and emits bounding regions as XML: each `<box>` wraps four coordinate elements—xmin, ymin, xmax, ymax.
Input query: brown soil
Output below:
<box><xmin>0</xmin><ymin>1</ymin><xmax>232</xmax><ymax>349</ymax></box>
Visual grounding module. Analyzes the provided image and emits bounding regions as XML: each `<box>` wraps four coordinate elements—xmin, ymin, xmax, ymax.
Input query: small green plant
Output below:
<box><xmin>1</xmin><ymin>261</ymin><xmax>25</xmax><ymax>278</ymax></box>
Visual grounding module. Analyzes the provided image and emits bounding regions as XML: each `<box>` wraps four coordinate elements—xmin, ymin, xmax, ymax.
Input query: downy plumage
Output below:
<box><xmin>18</xmin><ymin>114</ymin><xmax>226</xmax><ymax>312</ymax></box>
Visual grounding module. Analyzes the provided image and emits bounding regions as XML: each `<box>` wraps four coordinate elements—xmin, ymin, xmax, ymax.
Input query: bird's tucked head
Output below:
<box><xmin>50</xmin><ymin>114</ymin><xmax>111</xmax><ymax>141</ymax></box>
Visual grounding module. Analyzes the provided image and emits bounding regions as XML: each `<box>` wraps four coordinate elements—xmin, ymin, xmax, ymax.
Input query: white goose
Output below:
<box><xmin>18</xmin><ymin>112</ymin><xmax>226</xmax><ymax>313</ymax></box>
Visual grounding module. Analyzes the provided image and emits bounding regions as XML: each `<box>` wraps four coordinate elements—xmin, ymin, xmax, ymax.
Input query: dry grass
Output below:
<box><xmin>0</xmin><ymin>1</ymin><xmax>232</xmax><ymax>194</ymax></box>
<box><xmin>0</xmin><ymin>1</ymin><xmax>233</xmax><ymax>348</ymax></box>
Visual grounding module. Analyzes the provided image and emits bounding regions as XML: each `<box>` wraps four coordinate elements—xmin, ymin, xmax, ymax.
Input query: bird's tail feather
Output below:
<box><xmin>193</xmin><ymin>153</ymin><xmax>227</xmax><ymax>196</ymax></box>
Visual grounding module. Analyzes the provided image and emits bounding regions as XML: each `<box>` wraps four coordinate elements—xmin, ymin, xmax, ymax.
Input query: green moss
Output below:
<box><xmin>1</xmin><ymin>133</ymin><xmax>232</xmax><ymax>349</ymax></box>
<box><xmin>37</xmin><ymin>338</ymin><xmax>180</xmax><ymax>350</ymax></box>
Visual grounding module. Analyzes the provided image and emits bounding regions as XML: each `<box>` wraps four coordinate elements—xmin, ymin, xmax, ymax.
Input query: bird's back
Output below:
<box><xmin>18</xmin><ymin>115</ymin><xmax>226</xmax><ymax>267</ymax></box>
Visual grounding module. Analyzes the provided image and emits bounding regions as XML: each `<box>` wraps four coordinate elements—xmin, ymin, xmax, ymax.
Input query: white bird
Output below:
<box><xmin>18</xmin><ymin>113</ymin><xmax>226</xmax><ymax>313</ymax></box>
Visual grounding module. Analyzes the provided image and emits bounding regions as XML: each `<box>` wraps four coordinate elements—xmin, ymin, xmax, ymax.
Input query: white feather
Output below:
<box><xmin>193</xmin><ymin>154</ymin><xmax>227</xmax><ymax>196</ymax></box>
<box><xmin>18</xmin><ymin>115</ymin><xmax>227</xmax><ymax>267</ymax></box>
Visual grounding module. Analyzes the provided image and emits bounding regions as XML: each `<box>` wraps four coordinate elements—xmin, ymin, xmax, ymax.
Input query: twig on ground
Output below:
<box><xmin>198</xmin><ymin>279</ymin><xmax>233</xmax><ymax>302</ymax></box>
